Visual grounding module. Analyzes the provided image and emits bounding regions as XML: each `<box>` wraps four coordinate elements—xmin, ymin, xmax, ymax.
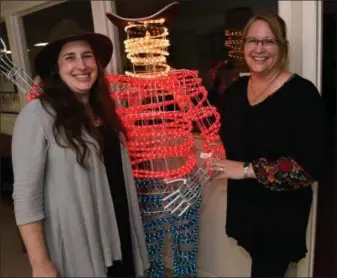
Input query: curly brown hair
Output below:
<box><xmin>39</xmin><ymin>50</ymin><xmax>126</xmax><ymax>168</ymax></box>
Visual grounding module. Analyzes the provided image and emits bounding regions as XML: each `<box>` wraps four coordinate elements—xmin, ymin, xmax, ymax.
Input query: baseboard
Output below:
<box><xmin>162</xmin><ymin>254</ymin><xmax>216</xmax><ymax>277</ymax></box>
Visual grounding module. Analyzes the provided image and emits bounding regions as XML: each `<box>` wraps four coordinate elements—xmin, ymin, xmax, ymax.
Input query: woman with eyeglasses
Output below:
<box><xmin>211</xmin><ymin>12</ymin><xmax>327</xmax><ymax>277</ymax></box>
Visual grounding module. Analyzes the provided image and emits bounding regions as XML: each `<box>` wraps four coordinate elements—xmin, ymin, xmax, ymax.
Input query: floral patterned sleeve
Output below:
<box><xmin>252</xmin><ymin>157</ymin><xmax>315</xmax><ymax>191</ymax></box>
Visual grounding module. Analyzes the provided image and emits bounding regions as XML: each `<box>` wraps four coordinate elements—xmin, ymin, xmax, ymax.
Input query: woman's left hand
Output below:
<box><xmin>210</xmin><ymin>159</ymin><xmax>249</xmax><ymax>180</ymax></box>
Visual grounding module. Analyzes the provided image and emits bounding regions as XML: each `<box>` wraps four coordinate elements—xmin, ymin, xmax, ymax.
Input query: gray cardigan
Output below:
<box><xmin>11</xmin><ymin>99</ymin><xmax>149</xmax><ymax>277</ymax></box>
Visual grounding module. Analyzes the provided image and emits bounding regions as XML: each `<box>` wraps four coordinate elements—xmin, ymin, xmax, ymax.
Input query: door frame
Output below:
<box><xmin>279</xmin><ymin>1</ymin><xmax>322</xmax><ymax>277</ymax></box>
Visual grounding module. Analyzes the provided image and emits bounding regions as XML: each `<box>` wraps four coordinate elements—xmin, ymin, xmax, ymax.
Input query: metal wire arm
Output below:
<box><xmin>0</xmin><ymin>37</ymin><xmax>42</xmax><ymax>98</ymax></box>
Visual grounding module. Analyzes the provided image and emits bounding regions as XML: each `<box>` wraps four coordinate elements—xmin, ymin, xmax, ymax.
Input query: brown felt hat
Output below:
<box><xmin>35</xmin><ymin>20</ymin><xmax>113</xmax><ymax>77</ymax></box>
<box><xmin>106</xmin><ymin>2</ymin><xmax>180</xmax><ymax>26</ymax></box>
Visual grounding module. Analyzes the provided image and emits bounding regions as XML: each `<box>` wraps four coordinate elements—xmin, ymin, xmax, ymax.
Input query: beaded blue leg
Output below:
<box><xmin>170</xmin><ymin>198</ymin><xmax>200</xmax><ymax>277</ymax></box>
<box><xmin>137</xmin><ymin>178</ymin><xmax>169</xmax><ymax>277</ymax></box>
<box><xmin>136</xmin><ymin>178</ymin><xmax>200</xmax><ymax>278</ymax></box>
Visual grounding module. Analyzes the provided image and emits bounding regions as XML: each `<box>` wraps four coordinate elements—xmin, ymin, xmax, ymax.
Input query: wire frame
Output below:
<box><xmin>0</xmin><ymin>37</ymin><xmax>42</xmax><ymax>99</ymax></box>
<box><xmin>107</xmin><ymin>68</ymin><xmax>225</xmax><ymax>216</ymax></box>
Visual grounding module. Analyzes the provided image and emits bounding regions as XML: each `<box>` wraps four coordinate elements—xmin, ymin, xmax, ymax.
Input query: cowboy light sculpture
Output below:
<box><xmin>105</xmin><ymin>3</ymin><xmax>224</xmax><ymax>277</ymax></box>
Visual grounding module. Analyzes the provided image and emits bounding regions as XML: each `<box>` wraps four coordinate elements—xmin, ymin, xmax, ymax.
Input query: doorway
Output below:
<box><xmin>314</xmin><ymin>1</ymin><xmax>337</xmax><ymax>277</ymax></box>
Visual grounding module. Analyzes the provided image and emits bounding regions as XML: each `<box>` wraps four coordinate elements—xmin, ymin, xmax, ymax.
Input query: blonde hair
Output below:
<box><xmin>241</xmin><ymin>12</ymin><xmax>289</xmax><ymax>70</ymax></box>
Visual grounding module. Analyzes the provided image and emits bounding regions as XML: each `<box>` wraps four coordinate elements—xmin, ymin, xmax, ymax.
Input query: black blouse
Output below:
<box><xmin>99</xmin><ymin>127</ymin><xmax>135</xmax><ymax>277</ymax></box>
<box><xmin>218</xmin><ymin>74</ymin><xmax>326</xmax><ymax>261</ymax></box>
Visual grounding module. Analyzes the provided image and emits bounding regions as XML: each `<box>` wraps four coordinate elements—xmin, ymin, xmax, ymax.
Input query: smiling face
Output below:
<box><xmin>243</xmin><ymin>20</ymin><xmax>280</xmax><ymax>76</ymax></box>
<box><xmin>58</xmin><ymin>40</ymin><xmax>98</xmax><ymax>95</ymax></box>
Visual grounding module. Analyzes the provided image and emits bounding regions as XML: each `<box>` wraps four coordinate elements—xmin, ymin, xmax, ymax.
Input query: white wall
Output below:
<box><xmin>0</xmin><ymin>114</ymin><xmax>17</xmax><ymax>135</ymax></box>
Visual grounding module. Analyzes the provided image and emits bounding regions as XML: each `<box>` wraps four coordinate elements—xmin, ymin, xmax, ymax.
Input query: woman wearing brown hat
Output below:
<box><xmin>11</xmin><ymin>20</ymin><xmax>149</xmax><ymax>277</ymax></box>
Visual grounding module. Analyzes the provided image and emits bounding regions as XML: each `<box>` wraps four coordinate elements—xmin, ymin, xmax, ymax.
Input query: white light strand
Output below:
<box><xmin>124</xmin><ymin>18</ymin><xmax>171</xmax><ymax>78</ymax></box>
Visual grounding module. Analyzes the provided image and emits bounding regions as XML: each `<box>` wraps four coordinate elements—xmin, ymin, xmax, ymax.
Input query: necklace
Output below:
<box><xmin>86</xmin><ymin>106</ymin><xmax>101</xmax><ymax>127</ymax></box>
<box><xmin>248</xmin><ymin>71</ymin><xmax>282</xmax><ymax>105</ymax></box>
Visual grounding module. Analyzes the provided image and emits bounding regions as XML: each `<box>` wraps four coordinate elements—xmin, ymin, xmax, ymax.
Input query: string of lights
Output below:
<box><xmin>124</xmin><ymin>18</ymin><xmax>171</xmax><ymax>78</ymax></box>
<box><xmin>225</xmin><ymin>29</ymin><xmax>245</xmax><ymax>65</ymax></box>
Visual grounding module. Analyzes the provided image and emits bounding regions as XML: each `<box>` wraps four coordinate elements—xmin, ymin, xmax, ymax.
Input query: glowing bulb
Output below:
<box><xmin>123</xmin><ymin>18</ymin><xmax>171</xmax><ymax>78</ymax></box>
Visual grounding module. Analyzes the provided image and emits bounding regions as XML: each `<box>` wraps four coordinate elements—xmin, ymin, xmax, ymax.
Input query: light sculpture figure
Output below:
<box><xmin>105</xmin><ymin>2</ymin><xmax>224</xmax><ymax>277</ymax></box>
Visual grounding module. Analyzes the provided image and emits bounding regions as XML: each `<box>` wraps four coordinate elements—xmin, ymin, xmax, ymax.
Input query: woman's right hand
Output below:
<box><xmin>32</xmin><ymin>260</ymin><xmax>60</xmax><ymax>278</ymax></box>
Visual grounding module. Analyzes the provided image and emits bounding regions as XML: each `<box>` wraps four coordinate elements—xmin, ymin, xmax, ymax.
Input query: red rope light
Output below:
<box><xmin>26</xmin><ymin>69</ymin><xmax>225</xmax><ymax>177</ymax></box>
<box><xmin>106</xmin><ymin>69</ymin><xmax>225</xmax><ymax>179</ymax></box>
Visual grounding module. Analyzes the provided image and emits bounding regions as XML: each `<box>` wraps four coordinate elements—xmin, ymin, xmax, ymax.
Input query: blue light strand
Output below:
<box><xmin>136</xmin><ymin>178</ymin><xmax>201</xmax><ymax>278</ymax></box>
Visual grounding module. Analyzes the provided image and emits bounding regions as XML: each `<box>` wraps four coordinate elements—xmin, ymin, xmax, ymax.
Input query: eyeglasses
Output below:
<box><xmin>243</xmin><ymin>38</ymin><xmax>278</xmax><ymax>48</ymax></box>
